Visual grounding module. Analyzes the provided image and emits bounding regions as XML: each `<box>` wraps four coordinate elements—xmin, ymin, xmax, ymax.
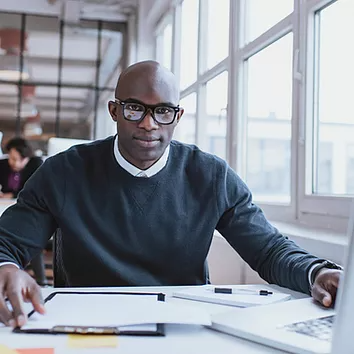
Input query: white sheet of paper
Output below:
<box><xmin>21</xmin><ymin>293</ymin><xmax>211</xmax><ymax>330</ymax></box>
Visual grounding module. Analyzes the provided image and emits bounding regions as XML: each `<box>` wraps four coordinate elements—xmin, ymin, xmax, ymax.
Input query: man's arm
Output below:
<box><xmin>214</xmin><ymin>160</ymin><xmax>325</xmax><ymax>295</ymax></box>
<box><xmin>0</xmin><ymin>156</ymin><xmax>65</xmax><ymax>326</ymax></box>
<box><xmin>0</xmin><ymin>160</ymin><xmax>60</xmax><ymax>267</ymax></box>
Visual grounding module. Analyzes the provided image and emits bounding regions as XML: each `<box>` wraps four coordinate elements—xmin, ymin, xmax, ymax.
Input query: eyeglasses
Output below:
<box><xmin>115</xmin><ymin>98</ymin><xmax>180</xmax><ymax>125</ymax></box>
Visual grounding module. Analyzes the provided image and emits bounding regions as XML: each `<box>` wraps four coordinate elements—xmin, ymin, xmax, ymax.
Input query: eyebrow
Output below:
<box><xmin>123</xmin><ymin>97</ymin><xmax>178</xmax><ymax>107</ymax></box>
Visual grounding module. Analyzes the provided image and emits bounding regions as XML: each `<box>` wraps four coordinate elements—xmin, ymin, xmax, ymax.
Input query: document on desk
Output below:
<box><xmin>17</xmin><ymin>292</ymin><xmax>211</xmax><ymax>335</ymax></box>
<box><xmin>173</xmin><ymin>285</ymin><xmax>291</xmax><ymax>308</ymax></box>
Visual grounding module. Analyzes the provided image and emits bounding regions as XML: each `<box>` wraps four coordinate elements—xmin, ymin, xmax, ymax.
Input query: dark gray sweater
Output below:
<box><xmin>0</xmin><ymin>136</ymin><xmax>322</xmax><ymax>293</ymax></box>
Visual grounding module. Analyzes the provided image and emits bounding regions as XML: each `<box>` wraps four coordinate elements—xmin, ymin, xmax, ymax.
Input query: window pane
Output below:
<box><xmin>180</xmin><ymin>0</ymin><xmax>199</xmax><ymax>90</ymax></box>
<box><xmin>245</xmin><ymin>34</ymin><xmax>293</xmax><ymax>204</ymax></box>
<box><xmin>246</xmin><ymin>0</ymin><xmax>293</xmax><ymax>42</ymax></box>
<box><xmin>206</xmin><ymin>71</ymin><xmax>228</xmax><ymax>160</ymax></box>
<box><xmin>314</xmin><ymin>0</ymin><xmax>354</xmax><ymax>195</ymax></box>
<box><xmin>162</xmin><ymin>23</ymin><xmax>172</xmax><ymax>70</ymax></box>
<box><xmin>174</xmin><ymin>93</ymin><xmax>196</xmax><ymax>144</ymax></box>
<box><xmin>155</xmin><ymin>21</ymin><xmax>172</xmax><ymax>71</ymax></box>
<box><xmin>206</xmin><ymin>0</ymin><xmax>229</xmax><ymax>69</ymax></box>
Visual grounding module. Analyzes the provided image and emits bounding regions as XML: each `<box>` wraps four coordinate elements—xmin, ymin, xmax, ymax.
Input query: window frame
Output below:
<box><xmin>154</xmin><ymin>0</ymin><xmax>353</xmax><ymax>234</ymax></box>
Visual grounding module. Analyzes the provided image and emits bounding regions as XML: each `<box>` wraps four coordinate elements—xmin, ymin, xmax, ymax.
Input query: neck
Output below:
<box><xmin>118</xmin><ymin>142</ymin><xmax>159</xmax><ymax>170</ymax></box>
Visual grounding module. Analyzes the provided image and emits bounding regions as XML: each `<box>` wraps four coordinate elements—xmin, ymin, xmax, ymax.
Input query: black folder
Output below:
<box><xmin>14</xmin><ymin>291</ymin><xmax>166</xmax><ymax>336</ymax></box>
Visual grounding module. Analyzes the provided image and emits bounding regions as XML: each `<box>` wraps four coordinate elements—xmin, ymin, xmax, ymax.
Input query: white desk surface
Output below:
<box><xmin>0</xmin><ymin>198</ymin><xmax>16</xmax><ymax>215</ymax></box>
<box><xmin>0</xmin><ymin>284</ymin><xmax>307</xmax><ymax>354</ymax></box>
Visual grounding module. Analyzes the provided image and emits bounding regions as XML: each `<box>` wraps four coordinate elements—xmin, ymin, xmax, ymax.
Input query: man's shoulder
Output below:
<box><xmin>47</xmin><ymin>136</ymin><xmax>114</xmax><ymax>164</ymax></box>
<box><xmin>170</xmin><ymin>140</ymin><xmax>227</xmax><ymax>168</ymax></box>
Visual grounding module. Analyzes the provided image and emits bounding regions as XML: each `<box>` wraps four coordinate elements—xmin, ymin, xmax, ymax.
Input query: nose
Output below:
<box><xmin>137</xmin><ymin>109</ymin><xmax>159</xmax><ymax>131</ymax></box>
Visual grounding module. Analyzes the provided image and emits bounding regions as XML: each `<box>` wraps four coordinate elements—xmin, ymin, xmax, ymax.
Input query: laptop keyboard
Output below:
<box><xmin>282</xmin><ymin>315</ymin><xmax>334</xmax><ymax>341</ymax></box>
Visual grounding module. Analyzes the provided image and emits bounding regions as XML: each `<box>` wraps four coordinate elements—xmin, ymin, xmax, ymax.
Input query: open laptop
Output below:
<box><xmin>211</xmin><ymin>201</ymin><xmax>354</xmax><ymax>354</ymax></box>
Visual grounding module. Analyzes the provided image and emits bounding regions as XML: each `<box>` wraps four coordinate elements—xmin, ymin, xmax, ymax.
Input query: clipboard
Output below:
<box><xmin>13</xmin><ymin>291</ymin><xmax>166</xmax><ymax>336</ymax></box>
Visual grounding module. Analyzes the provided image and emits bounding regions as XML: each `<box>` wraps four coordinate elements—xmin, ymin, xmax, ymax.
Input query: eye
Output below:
<box><xmin>125</xmin><ymin>103</ymin><xmax>144</xmax><ymax>111</ymax></box>
<box><xmin>155</xmin><ymin>107</ymin><xmax>174</xmax><ymax>115</ymax></box>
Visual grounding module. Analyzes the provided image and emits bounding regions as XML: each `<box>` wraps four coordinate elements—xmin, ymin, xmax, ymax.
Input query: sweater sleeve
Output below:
<box><xmin>214</xmin><ymin>160</ymin><xmax>325</xmax><ymax>295</ymax></box>
<box><xmin>0</xmin><ymin>156</ymin><xmax>65</xmax><ymax>268</ymax></box>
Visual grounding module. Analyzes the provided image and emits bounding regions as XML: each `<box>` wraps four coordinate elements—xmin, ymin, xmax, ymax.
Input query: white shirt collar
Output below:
<box><xmin>113</xmin><ymin>135</ymin><xmax>169</xmax><ymax>177</ymax></box>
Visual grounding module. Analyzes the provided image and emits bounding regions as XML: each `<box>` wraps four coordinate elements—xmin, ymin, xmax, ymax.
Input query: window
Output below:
<box><xmin>165</xmin><ymin>0</ymin><xmax>354</xmax><ymax>230</ymax></box>
<box><xmin>179</xmin><ymin>0</ymin><xmax>199</xmax><ymax>89</ymax></box>
<box><xmin>174</xmin><ymin>93</ymin><xmax>197</xmax><ymax>144</ymax></box>
<box><xmin>206</xmin><ymin>0</ymin><xmax>229</xmax><ymax>70</ymax></box>
<box><xmin>247</xmin><ymin>139</ymin><xmax>290</xmax><ymax>203</ymax></box>
<box><xmin>155</xmin><ymin>21</ymin><xmax>172</xmax><ymax>70</ymax></box>
<box><xmin>246</xmin><ymin>0</ymin><xmax>293</xmax><ymax>42</ymax></box>
<box><xmin>205</xmin><ymin>71</ymin><xmax>228</xmax><ymax>160</ymax></box>
<box><xmin>312</xmin><ymin>0</ymin><xmax>354</xmax><ymax>196</ymax></box>
<box><xmin>245</xmin><ymin>34</ymin><xmax>293</xmax><ymax>203</ymax></box>
<box><xmin>0</xmin><ymin>13</ymin><xmax>121</xmax><ymax>154</ymax></box>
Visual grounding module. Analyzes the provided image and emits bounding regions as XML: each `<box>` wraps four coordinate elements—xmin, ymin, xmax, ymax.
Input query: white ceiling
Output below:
<box><xmin>0</xmin><ymin>0</ymin><xmax>133</xmax><ymax>124</ymax></box>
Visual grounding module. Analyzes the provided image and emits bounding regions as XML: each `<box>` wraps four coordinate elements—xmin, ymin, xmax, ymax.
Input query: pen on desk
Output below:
<box><xmin>213</xmin><ymin>287</ymin><xmax>273</xmax><ymax>296</ymax></box>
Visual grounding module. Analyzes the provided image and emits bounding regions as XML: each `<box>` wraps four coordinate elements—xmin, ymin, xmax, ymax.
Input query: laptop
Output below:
<box><xmin>211</xmin><ymin>201</ymin><xmax>354</xmax><ymax>354</ymax></box>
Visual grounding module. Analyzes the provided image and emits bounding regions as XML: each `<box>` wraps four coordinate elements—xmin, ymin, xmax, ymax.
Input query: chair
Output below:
<box><xmin>52</xmin><ymin>228</ymin><xmax>69</xmax><ymax>287</ymax></box>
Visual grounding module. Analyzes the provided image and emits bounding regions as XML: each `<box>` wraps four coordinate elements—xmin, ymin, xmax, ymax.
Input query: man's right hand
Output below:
<box><xmin>0</xmin><ymin>265</ymin><xmax>46</xmax><ymax>327</ymax></box>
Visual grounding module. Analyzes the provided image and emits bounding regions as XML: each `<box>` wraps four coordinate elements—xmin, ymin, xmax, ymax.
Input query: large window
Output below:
<box><xmin>312</xmin><ymin>0</ymin><xmax>354</xmax><ymax>196</ymax></box>
<box><xmin>166</xmin><ymin>0</ymin><xmax>354</xmax><ymax>231</ymax></box>
<box><xmin>245</xmin><ymin>34</ymin><xmax>293</xmax><ymax>203</ymax></box>
<box><xmin>0</xmin><ymin>13</ymin><xmax>121</xmax><ymax>154</ymax></box>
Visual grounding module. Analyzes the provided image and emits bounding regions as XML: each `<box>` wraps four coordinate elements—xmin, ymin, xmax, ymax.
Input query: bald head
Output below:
<box><xmin>116</xmin><ymin>60</ymin><xmax>180</xmax><ymax>105</ymax></box>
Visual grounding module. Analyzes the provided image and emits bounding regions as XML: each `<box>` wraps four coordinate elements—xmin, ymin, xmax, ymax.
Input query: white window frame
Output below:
<box><xmin>153</xmin><ymin>0</ymin><xmax>353</xmax><ymax>234</ymax></box>
<box><xmin>296</xmin><ymin>0</ymin><xmax>353</xmax><ymax>232</ymax></box>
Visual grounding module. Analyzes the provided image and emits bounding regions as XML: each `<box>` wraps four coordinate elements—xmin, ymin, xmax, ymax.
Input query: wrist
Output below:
<box><xmin>311</xmin><ymin>260</ymin><xmax>343</xmax><ymax>285</ymax></box>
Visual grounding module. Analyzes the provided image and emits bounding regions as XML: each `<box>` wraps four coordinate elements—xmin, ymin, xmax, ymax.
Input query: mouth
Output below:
<box><xmin>133</xmin><ymin>137</ymin><xmax>161</xmax><ymax>148</ymax></box>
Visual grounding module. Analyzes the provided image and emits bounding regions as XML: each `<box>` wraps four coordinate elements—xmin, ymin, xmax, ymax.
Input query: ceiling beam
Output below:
<box><xmin>0</xmin><ymin>0</ymin><xmax>129</xmax><ymax>22</ymax></box>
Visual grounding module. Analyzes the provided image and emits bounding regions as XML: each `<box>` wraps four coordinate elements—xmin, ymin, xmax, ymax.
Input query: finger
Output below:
<box><xmin>6</xmin><ymin>288</ymin><xmax>26</xmax><ymax>327</ymax></box>
<box><xmin>24</xmin><ymin>284</ymin><xmax>46</xmax><ymax>315</ymax></box>
<box><xmin>0</xmin><ymin>297</ymin><xmax>13</xmax><ymax>326</ymax></box>
<box><xmin>312</xmin><ymin>285</ymin><xmax>332</xmax><ymax>307</ymax></box>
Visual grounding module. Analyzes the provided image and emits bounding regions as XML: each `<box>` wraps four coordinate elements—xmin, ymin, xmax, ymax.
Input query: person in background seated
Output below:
<box><xmin>0</xmin><ymin>137</ymin><xmax>42</xmax><ymax>199</ymax></box>
<box><xmin>0</xmin><ymin>61</ymin><xmax>342</xmax><ymax>328</ymax></box>
<box><xmin>0</xmin><ymin>137</ymin><xmax>47</xmax><ymax>286</ymax></box>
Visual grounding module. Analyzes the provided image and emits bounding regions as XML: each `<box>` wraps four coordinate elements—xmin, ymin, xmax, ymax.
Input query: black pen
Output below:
<box><xmin>213</xmin><ymin>287</ymin><xmax>273</xmax><ymax>296</ymax></box>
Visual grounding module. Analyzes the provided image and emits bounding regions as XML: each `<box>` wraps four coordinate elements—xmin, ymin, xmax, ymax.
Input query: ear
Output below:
<box><xmin>108</xmin><ymin>101</ymin><xmax>118</xmax><ymax>122</ymax></box>
<box><xmin>176</xmin><ymin>107</ymin><xmax>184</xmax><ymax>123</ymax></box>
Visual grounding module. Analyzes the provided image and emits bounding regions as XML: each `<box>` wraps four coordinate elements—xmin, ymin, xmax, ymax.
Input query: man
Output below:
<box><xmin>0</xmin><ymin>61</ymin><xmax>342</xmax><ymax>328</ymax></box>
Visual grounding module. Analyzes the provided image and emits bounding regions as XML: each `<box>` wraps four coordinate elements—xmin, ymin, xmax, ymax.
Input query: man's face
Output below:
<box><xmin>109</xmin><ymin>69</ymin><xmax>183</xmax><ymax>169</ymax></box>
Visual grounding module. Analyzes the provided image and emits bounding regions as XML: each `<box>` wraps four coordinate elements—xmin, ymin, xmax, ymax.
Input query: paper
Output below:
<box><xmin>67</xmin><ymin>334</ymin><xmax>117</xmax><ymax>348</ymax></box>
<box><xmin>16</xmin><ymin>349</ymin><xmax>54</xmax><ymax>354</ymax></box>
<box><xmin>20</xmin><ymin>293</ymin><xmax>211</xmax><ymax>330</ymax></box>
<box><xmin>173</xmin><ymin>285</ymin><xmax>291</xmax><ymax>308</ymax></box>
<box><xmin>0</xmin><ymin>345</ymin><xmax>18</xmax><ymax>354</ymax></box>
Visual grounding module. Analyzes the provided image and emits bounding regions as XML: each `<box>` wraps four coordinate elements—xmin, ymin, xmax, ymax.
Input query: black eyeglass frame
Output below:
<box><xmin>114</xmin><ymin>98</ymin><xmax>181</xmax><ymax>125</ymax></box>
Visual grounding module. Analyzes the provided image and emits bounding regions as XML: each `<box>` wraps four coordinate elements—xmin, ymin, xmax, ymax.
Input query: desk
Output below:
<box><xmin>0</xmin><ymin>198</ymin><xmax>15</xmax><ymax>216</ymax></box>
<box><xmin>0</xmin><ymin>285</ymin><xmax>307</xmax><ymax>354</ymax></box>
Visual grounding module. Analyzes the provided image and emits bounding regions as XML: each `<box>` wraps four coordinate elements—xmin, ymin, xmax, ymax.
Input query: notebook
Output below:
<box><xmin>172</xmin><ymin>285</ymin><xmax>291</xmax><ymax>308</ymax></box>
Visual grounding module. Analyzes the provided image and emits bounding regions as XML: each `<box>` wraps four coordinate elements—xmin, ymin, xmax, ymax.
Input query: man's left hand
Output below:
<box><xmin>311</xmin><ymin>269</ymin><xmax>342</xmax><ymax>307</ymax></box>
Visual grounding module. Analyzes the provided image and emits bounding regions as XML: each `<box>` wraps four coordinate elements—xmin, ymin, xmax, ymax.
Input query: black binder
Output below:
<box><xmin>14</xmin><ymin>291</ymin><xmax>166</xmax><ymax>336</ymax></box>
